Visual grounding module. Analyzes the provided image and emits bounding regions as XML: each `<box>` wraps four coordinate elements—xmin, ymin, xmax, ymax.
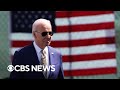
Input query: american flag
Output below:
<box><xmin>11</xmin><ymin>11</ymin><xmax>117</xmax><ymax>77</ymax></box>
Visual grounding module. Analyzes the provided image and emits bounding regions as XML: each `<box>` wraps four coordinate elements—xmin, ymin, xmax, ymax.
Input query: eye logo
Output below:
<box><xmin>7</xmin><ymin>65</ymin><xmax>14</xmax><ymax>72</ymax></box>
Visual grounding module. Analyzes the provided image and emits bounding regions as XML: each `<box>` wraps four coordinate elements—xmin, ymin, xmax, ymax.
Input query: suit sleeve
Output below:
<box><xmin>9</xmin><ymin>51</ymin><xmax>24</xmax><ymax>79</ymax></box>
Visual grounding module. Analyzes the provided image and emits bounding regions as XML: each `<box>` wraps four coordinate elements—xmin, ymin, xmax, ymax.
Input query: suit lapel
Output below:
<box><xmin>29</xmin><ymin>43</ymin><xmax>40</xmax><ymax>65</ymax></box>
<box><xmin>48</xmin><ymin>46</ymin><xmax>58</xmax><ymax>78</ymax></box>
<box><xmin>30</xmin><ymin>43</ymin><xmax>45</xmax><ymax>78</ymax></box>
<box><xmin>48</xmin><ymin>46</ymin><xmax>58</xmax><ymax>65</ymax></box>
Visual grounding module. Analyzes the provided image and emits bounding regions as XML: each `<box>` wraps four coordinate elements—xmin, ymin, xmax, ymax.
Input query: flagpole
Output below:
<box><xmin>67</xmin><ymin>11</ymin><xmax>73</xmax><ymax>79</ymax></box>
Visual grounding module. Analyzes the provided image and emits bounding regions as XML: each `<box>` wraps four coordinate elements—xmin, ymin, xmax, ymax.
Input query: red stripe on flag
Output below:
<box><xmin>51</xmin><ymin>37</ymin><xmax>115</xmax><ymax>47</ymax></box>
<box><xmin>64</xmin><ymin>67</ymin><xmax>117</xmax><ymax>76</ymax></box>
<box><xmin>56</xmin><ymin>22</ymin><xmax>114</xmax><ymax>32</ymax></box>
<box><xmin>12</xmin><ymin>37</ymin><xmax>115</xmax><ymax>47</ymax></box>
<box><xmin>56</xmin><ymin>11</ymin><xmax>113</xmax><ymax>18</ymax></box>
<box><xmin>62</xmin><ymin>52</ymin><xmax>116</xmax><ymax>62</ymax></box>
<box><xmin>12</xmin><ymin>41</ymin><xmax>32</xmax><ymax>47</ymax></box>
<box><xmin>56</xmin><ymin>11</ymin><xmax>68</xmax><ymax>17</ymax></box>
<box><xmin>70</xmin><ymin>11</ymin><xmax>114</xmax><ymax>17</ymax></box>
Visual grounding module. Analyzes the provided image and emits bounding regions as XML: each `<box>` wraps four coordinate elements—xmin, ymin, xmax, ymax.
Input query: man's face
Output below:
<box><xmin>34</xmin><ymin>23</ymin><xmax>53</xmax><ymax>49</ymax></box>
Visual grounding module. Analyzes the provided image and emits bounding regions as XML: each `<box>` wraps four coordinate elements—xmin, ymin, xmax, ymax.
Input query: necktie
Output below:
<box><xmin>41</xmin><ymin>50</ymin><xmax>47</xmax><ymax>78</ymax></box>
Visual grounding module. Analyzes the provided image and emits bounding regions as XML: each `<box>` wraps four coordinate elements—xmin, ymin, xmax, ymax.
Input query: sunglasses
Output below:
<box><xmin>35</xmin><ymin>31</ymin><xmax>53</xmax><ymax>37</ymax></box>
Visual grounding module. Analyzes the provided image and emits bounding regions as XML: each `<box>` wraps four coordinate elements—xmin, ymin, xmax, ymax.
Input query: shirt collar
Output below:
<box><xmin>33</xmin><ymin>41</ymin><xmax>42</xmax><ymax>54</ymax></box>
<box><xmin>33</xmin><ymin>41</ymin><xmax>48</xmax><ymax>54</ymax></box>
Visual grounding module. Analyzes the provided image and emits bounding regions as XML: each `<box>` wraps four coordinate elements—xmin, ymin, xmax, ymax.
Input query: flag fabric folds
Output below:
<box><xmin>11</xmin><ymin>11</ymin><xmax>117</xmax><ymax>77</ymax></box>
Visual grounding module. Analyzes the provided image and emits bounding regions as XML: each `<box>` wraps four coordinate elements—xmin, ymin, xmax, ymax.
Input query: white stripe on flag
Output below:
<box><xmin>11</xmin><ymin>33</ymin><xmax>34</xmax><ymax>41</ymax></box>
<box><xmin>63</xmin><ymin>59</ymin><xmax>117</xmax><ymax>70</ymax></box>
<box><xmin>55</xmin><ymin>13</ymin><xmax>114</xmax><ymax>26</ymax></box>
<box><xmin>53</xmin><ymin>29</ymin><xmax>115</xmax><ymax>41</ymax></box>
<box><xmin>56</xmin><ymin>44</ymin><xmax>116</xmax><ymax>55</ymax></box>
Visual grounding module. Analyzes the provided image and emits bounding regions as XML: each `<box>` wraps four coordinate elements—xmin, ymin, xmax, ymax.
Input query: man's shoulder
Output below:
<box><xmin>16</xmin><ymin>43</ymin><xmax>33</xmax><ymax>53</ymax></box>
<box><xmin>48</xmin><ymin>46</ymin><xmax>61</xmax><ymax>55</ymax></box>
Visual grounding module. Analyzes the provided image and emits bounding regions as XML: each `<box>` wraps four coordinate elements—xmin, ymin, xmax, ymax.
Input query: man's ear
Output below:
<box><xmin>33</xmin><ymin>32</ymin><xmax>36</xmax><ymax>38</ymax></box>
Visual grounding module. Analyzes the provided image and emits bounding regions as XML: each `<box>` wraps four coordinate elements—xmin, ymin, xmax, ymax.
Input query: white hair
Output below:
<box><xmin>32</xmin><ymin>18</ymin><xmax>51</xmax><ymax>33</ymax></box>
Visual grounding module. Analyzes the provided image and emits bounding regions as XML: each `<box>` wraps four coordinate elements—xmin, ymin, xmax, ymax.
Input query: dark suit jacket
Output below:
<box><xmin>10</xmin><ymin>43</ymin><xmax>64</xmax><ymax>79</ymax></box>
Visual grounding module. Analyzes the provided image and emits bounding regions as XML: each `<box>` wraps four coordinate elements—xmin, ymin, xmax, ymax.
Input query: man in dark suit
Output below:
<box><xmin>10</xmin><ymin>18</ymin><xmax>64</xmax><ymax>79</ymax></box>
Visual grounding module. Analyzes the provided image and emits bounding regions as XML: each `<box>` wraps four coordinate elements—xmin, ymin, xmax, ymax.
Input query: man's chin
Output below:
<box><xmin>46</xmin><ymin>42</ymin><xmax>50</xmax><ymax>46</ymax></box>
